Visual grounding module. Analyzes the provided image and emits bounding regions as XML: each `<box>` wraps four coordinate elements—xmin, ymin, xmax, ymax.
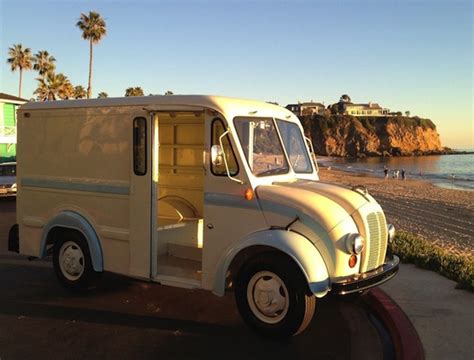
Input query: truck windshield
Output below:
<box><xmin>234</xmin><ymin>118</ymin><xmax>289</xmax><ymax>177</ymax></box>
<box><xmin>275</xmin><ymin>119</ymin><xmax>313</xmax><ymax>174</ymax></box>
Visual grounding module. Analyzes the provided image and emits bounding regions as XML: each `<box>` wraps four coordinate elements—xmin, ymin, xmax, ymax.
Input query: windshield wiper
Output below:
<box><xmin>257</xmin><ymin>167</ymin><xmax>289</xmax><ymax>177</ymax></box>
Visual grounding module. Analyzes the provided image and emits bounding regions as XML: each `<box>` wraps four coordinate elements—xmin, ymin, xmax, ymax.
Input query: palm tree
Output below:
<box><xmin>34</xmin><ymin>73</ymin><xmax>74</xmax><ymax>101</ymax></box>
<box><xmin>339</xmin><ymin>94</ymin><xmax>352</xmax><ymax>103</ymax></box>
<box><xmin>337</xmin><ymin>94</ymin><xmax>352</xmax><ymax>114</ymax></box>
<box><xmin>76</xmin><ymin>11</ymin><xmax>107</xmax><ymax>99</ymax></box>
<box><xmin>97</xmin><ymin>92</ymin><xmax>108</xmax><ymax>98</ymax></box>
<box><xmin>164</xmin><ymin>90</ymin><xmax>174</xmax><ymax>95</ymax></box>
<box><xmin>58</xmin><ymin>74</ymin><xmax>74</xmax><ymax>99</ymax></box>
<box><xmin>73</xmin><ymin>85</ymin><xmax>87</xmax><ymax>99</ymax></box>
<box><xmin>125</xmin><ymin>87</ymin><xmax>144</xmax><ymax>97</ymax></box>
<box><xmin>35</xmin><ymin>74</ymin><xmax>59</xmax><ymax>101</ymax></box>
<box><xmin>33</xmin><ymin>50</ymin><xmax>56</xmax><ymax>80</ymax></box>
<box><xmin>7</xmin><ymin>44</ymin><xmax>33</xmax><ymax>98</ymax></box>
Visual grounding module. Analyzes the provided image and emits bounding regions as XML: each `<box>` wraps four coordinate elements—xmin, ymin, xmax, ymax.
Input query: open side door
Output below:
<box><xmin>128</xmin><ymin>113</ymin><xmax>153</xmax><ymax>278</ymax></box>
<box><xmin>149</xmin><ymin>108</ymin><xmax>206</xmax><ymax>289</ymax></box>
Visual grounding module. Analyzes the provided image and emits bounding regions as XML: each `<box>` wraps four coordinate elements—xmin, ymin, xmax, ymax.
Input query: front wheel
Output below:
<box><xmin>235</xmin><ymin>253</ymin><xmax>316</xmax><ymax>338</ymax></box>
<box><xmin>53</xmin><ymin>231</ymin><xmax>100</xmax><ymax>291</ymax></box>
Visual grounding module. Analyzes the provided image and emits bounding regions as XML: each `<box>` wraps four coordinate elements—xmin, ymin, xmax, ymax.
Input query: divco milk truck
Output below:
<box><xmin>9</xmin><ymin>95</ymin><xmax>399</xmax><ymax>337</ymax></box>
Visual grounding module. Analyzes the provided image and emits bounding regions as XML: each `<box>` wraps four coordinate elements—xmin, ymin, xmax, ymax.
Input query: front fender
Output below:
<box><xmin>213</xmin><ymin>229</ymin><xmax>330</xmax><ymax>298</ymax></box>
<box><xmin>40</xmin><ymin>211</ymin><xmax>103</xmax><ymax>272</ymax></box>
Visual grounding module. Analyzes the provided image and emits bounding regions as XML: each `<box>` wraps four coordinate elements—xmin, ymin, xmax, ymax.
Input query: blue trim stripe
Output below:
<box><xmin>204</xmin><ymin>192</ymin><xmax>259</xmax><ymax>210</ymax></box>
<box><xmin>21</xmin><ymin>178</ymin><xmax>130</xmax><ymax>195</ymax></box>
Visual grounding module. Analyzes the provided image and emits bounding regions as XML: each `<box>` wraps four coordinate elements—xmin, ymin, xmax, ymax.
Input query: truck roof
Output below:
<box><xmin>20</xmin><ymin>95</ymin><xmax>296</xmax><ymax>122</ymax></box>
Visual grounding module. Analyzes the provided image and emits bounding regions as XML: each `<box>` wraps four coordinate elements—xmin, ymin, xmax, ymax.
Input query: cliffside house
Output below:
<box><xmin>343</xmin><ymin>102</ymin><xmax>390</xmax><ymax>116</ymax></box>
<box><xmin>0</xmin><ymin>93</ymin><xmax>27</xmax><ymax>162</ymax></box>
<box><xmin>286</xmin><ymin>101</ymin><xmax>326</xmax><ymax>116</ymax></box>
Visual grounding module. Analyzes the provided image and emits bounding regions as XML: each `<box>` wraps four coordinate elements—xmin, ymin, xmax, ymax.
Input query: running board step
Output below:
<box><xmin>152</xmin><ymin>274</ymin><xmax>201</xmax><ymax>289</ymax></box>
<box><xmin>167</xmin><ymin>243</ymin><xmax>202</xmax><ymax>262</ymax></box>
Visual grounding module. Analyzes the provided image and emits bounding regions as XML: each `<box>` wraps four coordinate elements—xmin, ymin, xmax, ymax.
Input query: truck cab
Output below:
<box><xmin>11</xmin><ymin>95</ymin><xmax>398</xmax><ymax>337</ymax></box>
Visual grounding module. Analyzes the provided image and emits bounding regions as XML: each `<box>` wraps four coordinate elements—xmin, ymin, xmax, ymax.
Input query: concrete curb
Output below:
<box><xmin>363</xmin><ymin>288</ymin><xmax>425</xmax><ymax>360</ymax></box>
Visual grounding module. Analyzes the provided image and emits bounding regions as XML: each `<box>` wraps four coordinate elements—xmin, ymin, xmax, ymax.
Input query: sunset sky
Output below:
<box><xmin>1</xmin><ymin>0</ymin><xmax>472</xmax><ymax>148</ymax></box>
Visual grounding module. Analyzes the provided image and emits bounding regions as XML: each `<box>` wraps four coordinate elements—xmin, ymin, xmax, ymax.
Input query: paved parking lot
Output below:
<box><xmin>0</xmin><ymin>198</ymin><xmax>389</xmax><ymax>360</ymax></box>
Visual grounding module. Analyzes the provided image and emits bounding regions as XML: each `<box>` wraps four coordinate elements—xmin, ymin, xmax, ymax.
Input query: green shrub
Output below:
<box><xmin>389</xmin><ymin>116</ymin><xmax>436</xmax><ymax>130</ymax></box>
<box><xmin>389</xmin><ymin>231</ymin><xmax>473</xmax><ymax>291</ymax></box>
<box><xmin>417</xmin><ymin>118</ymin><xmax>436</xmax><ymax>130</ymax></box>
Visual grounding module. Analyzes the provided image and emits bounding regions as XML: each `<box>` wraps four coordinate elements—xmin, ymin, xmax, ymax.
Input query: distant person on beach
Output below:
<box><xmin>401</xmin><ymin>169</ymin><xmax>406</xmax><ymax>180</ymax></box>
<box><xmin>384</xmin><ymin>166</ymin><xmax>389</xmax><ymax>179</ymax></box>
<box><xmin>393</xmin><ymin>170</ymin><xmax>399</xmax><ymax>179</ymax></box>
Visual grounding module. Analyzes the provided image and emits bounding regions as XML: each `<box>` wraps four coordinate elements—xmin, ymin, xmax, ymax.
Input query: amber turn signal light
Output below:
<box><xmin>348</xmin><ymin>255</ymin><xmax>357</xmax><ymax>268</ymax></box>
<box><xmin>244</xmin><ymin>188</ymin><xmax>254</xmax><ymax>200</ymax></box>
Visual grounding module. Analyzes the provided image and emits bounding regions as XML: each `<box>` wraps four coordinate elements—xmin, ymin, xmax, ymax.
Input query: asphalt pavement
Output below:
<box><xmin>0</xmin><ymin>197</ymin><xmax>389</xmax><ymax>360</ymax></box>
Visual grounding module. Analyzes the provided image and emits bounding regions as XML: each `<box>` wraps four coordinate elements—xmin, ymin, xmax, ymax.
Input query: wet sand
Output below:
<box><xmin>319</xmin><ymin>168</ymin><xmax>474</xmax><ymax>257</ymax></box>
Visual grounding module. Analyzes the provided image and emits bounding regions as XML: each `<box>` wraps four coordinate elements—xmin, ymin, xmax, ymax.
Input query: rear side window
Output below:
<box><xmin>133</xmin><ymin>117</ymin><xmax>147</xmax><ymax>175</ymax></box>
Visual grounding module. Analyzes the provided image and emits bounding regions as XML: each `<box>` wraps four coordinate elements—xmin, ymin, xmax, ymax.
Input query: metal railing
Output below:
<box><xmin>0</xmin><ymin>126</ymin><xmax>16</xmax><ymax>137</ymax></box>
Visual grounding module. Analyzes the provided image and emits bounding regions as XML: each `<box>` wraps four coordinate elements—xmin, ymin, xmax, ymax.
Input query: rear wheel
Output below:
<box><xmin>53</xmin><ymin>231</ymin><xmax>100</xmax><ymax>291</ymax></box>
<box><xmin>235</xmin><ymin>253</ymin><xmax>316</xmax><ymax>338</ymax></box>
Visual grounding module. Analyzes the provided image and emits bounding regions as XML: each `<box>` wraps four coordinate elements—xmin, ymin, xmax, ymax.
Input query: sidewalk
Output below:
<box><xmin>381</xmin><ymin>263</ymin><xmax>474</xmax><ymax>360</ymax></box>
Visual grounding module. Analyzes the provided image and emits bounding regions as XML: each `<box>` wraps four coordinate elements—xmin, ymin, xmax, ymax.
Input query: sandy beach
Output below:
<box><xmin>319</xmin><ymin>168</ymin><xmax>474</xmax><ymax>258</ymax></box>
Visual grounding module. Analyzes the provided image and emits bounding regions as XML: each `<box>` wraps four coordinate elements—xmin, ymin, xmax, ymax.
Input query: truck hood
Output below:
<box><xmin>275</xmin><ymin>180</ymin><xmax>372</xmax><ymax>215</ymax></box>
<box><xmin>256</xmin><ymin>180</ymin><xmax>371</xmax><ymax>231</ymax></box>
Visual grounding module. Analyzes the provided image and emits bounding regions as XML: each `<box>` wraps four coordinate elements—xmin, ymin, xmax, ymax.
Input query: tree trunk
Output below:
<box><xmin>87</xmin><ymin>40</ymin><xmax>93</xmax><ymax>99</ymax></box>
<box><xmin>19</xmin><ymin>69</ymin><xmax>23</xmax><ymax>98</ymax></box>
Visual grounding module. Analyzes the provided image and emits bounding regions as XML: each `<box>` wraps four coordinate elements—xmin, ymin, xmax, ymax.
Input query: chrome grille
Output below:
<box><xmin>365</xmin><ymin>212</ymin><xmax>387</xmax><ymax>271</ymax></box>
<box><xmin>377</xmin><ymin>212</ymin><xmax>388</xmax><ymax>265</ymax></box>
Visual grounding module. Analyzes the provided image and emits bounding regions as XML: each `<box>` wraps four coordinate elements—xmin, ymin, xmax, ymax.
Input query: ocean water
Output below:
<box><xmin>318</xmin><ymin>151</ymin><xmax>474</xmax><ymax>191</ymax></box>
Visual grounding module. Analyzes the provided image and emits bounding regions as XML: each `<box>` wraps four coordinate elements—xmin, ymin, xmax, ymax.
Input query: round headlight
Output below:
<box><xmin>346</xmin><ymin>234</ymin><xmax>365</xmax><ymax>255</ymax></box>
<box><xmin>387</xmin><ymin>224</ymin><xmax>395</xmax><ymax>243</ymax></box>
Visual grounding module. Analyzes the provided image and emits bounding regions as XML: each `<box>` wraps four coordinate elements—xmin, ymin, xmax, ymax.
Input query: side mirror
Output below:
<box><xmin>211</xmin><ymin>145</ymin><xmax>224</xmax><ymax>166</ymax></box>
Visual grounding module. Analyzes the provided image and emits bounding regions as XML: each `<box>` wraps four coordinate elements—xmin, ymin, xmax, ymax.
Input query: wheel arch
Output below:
<box><xmin>40</xmin><ymin>211</ymin><xmax>104</xmax><ymax>272</ymax></box>
<box><xmin>213</xmin><ymin>229</ymin><xmax>330</xmax><ymax>298</ymax></box>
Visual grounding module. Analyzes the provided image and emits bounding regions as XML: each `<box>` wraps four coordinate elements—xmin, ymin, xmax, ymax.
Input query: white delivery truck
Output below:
<box><xmin>9</xmin><ymin>95</ymin><xmax>398</xmax><ymax>337</ymax></box>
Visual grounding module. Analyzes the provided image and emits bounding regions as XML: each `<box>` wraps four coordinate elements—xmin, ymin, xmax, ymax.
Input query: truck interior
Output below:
<box><xmin>153</xmin><ymin>111</ymin><xmax>205</xmax><ymax>285</ymax></box>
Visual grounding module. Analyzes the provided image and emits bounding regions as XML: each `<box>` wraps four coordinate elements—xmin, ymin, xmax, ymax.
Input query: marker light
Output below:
<box><xmin>244</xmin><ymin>188</ymin><xmax>254</xmax><ymax>200</ymax></box>
<box><xmin>349</xmin><ymin>255</ymin><xmax>357</xmax><ymax>268</ymax></box>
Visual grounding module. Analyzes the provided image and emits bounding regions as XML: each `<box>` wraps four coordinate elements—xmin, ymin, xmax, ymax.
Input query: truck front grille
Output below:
<box><xmin>365</xmin><ymin>212</ymin><xmax>388</xmax><ymax>271</ymax></box>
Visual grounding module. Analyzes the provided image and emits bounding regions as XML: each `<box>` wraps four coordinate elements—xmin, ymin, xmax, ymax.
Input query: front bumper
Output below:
<box><xmin>332</xmin><ymin>255</ymin><xmax>400</xmax><ymax>295</ymax></box>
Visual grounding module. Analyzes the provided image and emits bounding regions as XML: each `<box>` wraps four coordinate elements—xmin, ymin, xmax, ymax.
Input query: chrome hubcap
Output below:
<box><xmin>59</xmin><ymin>241</ymin><xmax>85</xmax><ymax>281</ymax></box>
<box><xmin>247</xmin><ymin>271</ymin><xmax>289</xmax><ymax>324</ymax></box>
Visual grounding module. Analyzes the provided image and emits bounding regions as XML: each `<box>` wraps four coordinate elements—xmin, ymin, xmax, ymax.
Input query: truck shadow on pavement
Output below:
<box><xmin>0</xmin><ymin>255</ymin><xmax>383</xmax><ymax>360</ymax></box>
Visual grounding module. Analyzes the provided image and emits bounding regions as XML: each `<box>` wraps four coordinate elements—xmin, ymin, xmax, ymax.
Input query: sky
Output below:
<box><xmin>1</xmin><ymin>0</ymin><xmax>472</xmax><ymax>148</ymax></box>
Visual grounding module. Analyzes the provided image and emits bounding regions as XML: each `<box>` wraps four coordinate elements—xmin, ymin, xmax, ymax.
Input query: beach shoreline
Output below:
<box><xmin>318</xmin><ymin>167</ymin><xmax>474</xmax><ymax>258</ymax></box>
<box><xmin>317</xmin><ymin>153</ymin><xmax>474</xmax><ymax>192</ymax></box>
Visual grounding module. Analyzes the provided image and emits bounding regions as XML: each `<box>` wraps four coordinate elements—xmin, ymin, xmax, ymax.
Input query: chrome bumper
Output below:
<box><xmin>332</xmin><ymin>255</ymin><xmax>400</xmax><ymax>295</ymax></box>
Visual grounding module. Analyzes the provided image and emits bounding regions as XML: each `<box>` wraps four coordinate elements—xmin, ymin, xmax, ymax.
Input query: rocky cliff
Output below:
<box><xmin>300</xmin><ymin>115</ymin><xmax>445</xmax><ymax>157</ymax></box>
